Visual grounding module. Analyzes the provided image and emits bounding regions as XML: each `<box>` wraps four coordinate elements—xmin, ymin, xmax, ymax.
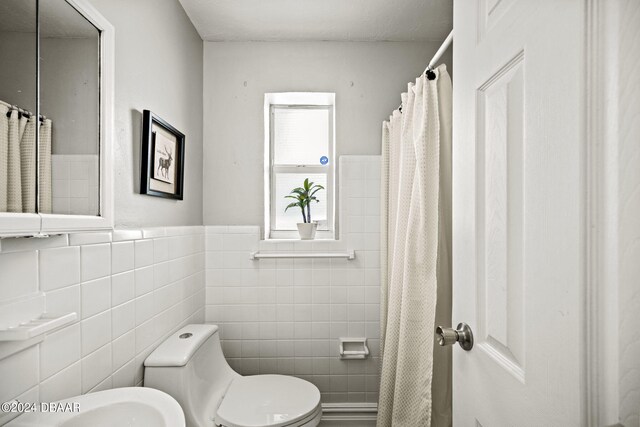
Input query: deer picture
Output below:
<box><xmin>156</xmin><ymin>146</ymin><xmax>173</xmax><ymax>180</ymax></box>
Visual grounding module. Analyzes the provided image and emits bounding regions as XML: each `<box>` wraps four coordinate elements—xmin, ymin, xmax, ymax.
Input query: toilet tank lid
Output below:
<box><xmin>144</xmin><ymin>324</ymin><xmax>219</xmax><ymax>367</ymax></box>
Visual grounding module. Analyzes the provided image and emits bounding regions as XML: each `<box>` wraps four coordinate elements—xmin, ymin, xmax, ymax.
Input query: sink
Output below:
<box><xmin>7</xmin><ymin>387</ymin><xmax>185</xmax><ymax>427</ymax></box>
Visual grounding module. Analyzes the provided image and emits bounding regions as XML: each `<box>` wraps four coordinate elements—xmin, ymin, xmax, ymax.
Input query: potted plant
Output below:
<box><xmin>285</xmin><ymin>178</ymin><xmax>324</xmax><ymax>240</ymax></box>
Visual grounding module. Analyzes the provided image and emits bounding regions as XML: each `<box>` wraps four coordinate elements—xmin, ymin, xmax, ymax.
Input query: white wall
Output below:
<box><xmin>88</xmin><ymin>0</ymin><xmax>204</xmax><ymax>228</ymax></box>
<box><xmin>0</xmin><ymin>226</ymin><xmax>205</xmax><ymax>426</ymax></box>
<box><xmin>598</xmin><ymin>2</ymin><xmax>640</xmax><ymax>425</ymax></box>
<box><xmin>611</xmin><ymin>1</ymin><xmax>640</xmax><ymax>425</ymax></box>
<box><xmin>202</xmin><ymin>41</ymin><xmax>450</xmax><ymax>226</ymax></box>
<box><xmin>205</xmin><ymin>156</ymin><xmax>381</xmax><ymax>404</ymax></box>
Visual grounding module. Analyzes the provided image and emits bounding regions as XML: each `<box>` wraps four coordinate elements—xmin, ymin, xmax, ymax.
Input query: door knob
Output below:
<box><xmin>435</xmin><ymin>323</ymin><xmax>474</xmax><ymax>351</ymax></box>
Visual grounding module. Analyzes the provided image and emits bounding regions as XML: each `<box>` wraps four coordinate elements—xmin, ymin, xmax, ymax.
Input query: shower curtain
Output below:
<box><xmin>378</xmin><ymin>64</ymin><xmax>452</xmax><ymax>427</ymax></box>
<box><xmin>39</xmin><ymin>118</ymin><xmax>52</xmax><ymax>213</ymax></box>
<box><xmin>0</xmin><ymin>101</ymin><xmax>51</xmax><ymax>213</ymax></box>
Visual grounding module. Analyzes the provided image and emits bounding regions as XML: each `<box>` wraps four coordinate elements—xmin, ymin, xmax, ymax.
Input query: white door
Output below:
<box><xmin>451</xmin><ymin>1</ymin><xmax>587</xmax><ymax>425</ymax></box>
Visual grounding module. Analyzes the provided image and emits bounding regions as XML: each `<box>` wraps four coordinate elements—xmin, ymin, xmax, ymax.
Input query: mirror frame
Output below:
<box><xmin>0</xmin><ymin>0</ymin><xmax>114</xmax><ymax>236</ymax></box>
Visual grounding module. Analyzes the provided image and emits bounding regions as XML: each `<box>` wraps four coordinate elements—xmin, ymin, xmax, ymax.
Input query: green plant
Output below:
<box><xmin>284</xmin><ymin>178</ymin><xmax>324</xmax><ymax>223</ymax></box>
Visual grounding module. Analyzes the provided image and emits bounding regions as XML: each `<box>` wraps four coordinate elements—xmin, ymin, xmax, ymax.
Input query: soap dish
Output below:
<box><xmin>0</xmin><ymin>312</ymin><xmax>77</xmax><ymax>341</ymax></box>
<box><xmin>0</xmin><ymin>292</ymin><xmax>77</xmax><ymax>342</ymax></box>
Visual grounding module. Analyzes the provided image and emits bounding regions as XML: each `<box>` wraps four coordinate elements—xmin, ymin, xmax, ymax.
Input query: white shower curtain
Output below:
<box><xmin>0</xmin><ymin>103</ymin><xmax>8</xmax><ymax>212</ymax></box>
<box><xmin>7</xmin><ymin>109</ymin><xmax>23</xmax><ymax>212</ymax></box>
<box><xmin>0</xmin><ymin>101</ymin><xmax>51</xmax><ymax>213</ymax></box>
<box><xmin>378</xmin><ymin>64</ymin><xmax>452</xmax><ymax>427</ymax></box>
<box><xmin>39</xmin><ymin>118</ymin><xmax>52</xmax><ymax>214</ymax></box>
<box><xmin>21</xmin><ymin>116</ymin><xmax>37</xmax><ymax>213</ymax></box>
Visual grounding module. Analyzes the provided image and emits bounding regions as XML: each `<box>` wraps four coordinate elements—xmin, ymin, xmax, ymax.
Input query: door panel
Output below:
<box><xmin>452</xmin><ymin>1</ymin><xmax>585</xmax><ymax>425</ymax></box>
<box><xmin>476</xmin><ymin>51</ymin><xmax>526</xmax><ymax>382</ymax></box>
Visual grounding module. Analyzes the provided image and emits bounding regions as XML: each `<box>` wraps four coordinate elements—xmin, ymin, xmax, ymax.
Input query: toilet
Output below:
<box><xmin>143</xmin><ymin>324</ymin><xmax>322</xmax><ymax>427</ymax></box>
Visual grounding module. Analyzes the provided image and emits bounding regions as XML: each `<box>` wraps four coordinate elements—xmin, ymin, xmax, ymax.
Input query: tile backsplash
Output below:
<box><xmin>205</xmin><ymin>156</ymin><xmax>382</xmax><ymax>404</ymax></box>
<box><xmin>0</xmin><ymin>226</ymin><xmax>205</xmax><ymax>425</ymax></box>
<box><xmin>51</xmin><ymin>154</ymin><xmax>99</xmax><ymax>215</ymax></box>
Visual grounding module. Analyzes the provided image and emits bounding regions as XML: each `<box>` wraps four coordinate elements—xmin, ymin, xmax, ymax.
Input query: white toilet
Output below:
<box><xmin>144</xmin><ymin>324</ymin><xmax>322</xmax><ymax>427</ymax></box>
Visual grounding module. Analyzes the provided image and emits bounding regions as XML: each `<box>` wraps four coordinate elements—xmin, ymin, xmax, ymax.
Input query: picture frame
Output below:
<box><xmin>140</xmin><ymin>110</ymin><xmax>185</xmax><ymax>200</ymax></box>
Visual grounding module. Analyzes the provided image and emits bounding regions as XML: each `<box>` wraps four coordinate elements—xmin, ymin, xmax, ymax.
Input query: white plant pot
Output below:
<box><xmin>297</xmin><ymin>222</ymin><xmax>318</xmax><ymax>240</ymax></box>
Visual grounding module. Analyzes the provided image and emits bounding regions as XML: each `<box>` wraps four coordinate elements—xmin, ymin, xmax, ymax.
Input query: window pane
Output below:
<box><xmin>273</xmin><ymin>108</ymin><xmax>329</xmax><ymax>165</ymax></box>
<box><xmin>275</xmin><ymin>173</ymin><xmax>328</xmax><ymax>230</ymax></box>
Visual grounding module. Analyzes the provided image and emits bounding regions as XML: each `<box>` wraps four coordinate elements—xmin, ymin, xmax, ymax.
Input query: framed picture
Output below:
<box><xmin>140</xmin><ymin>110</ymin><xmax>185</xmax><ymax>200</ymax></box>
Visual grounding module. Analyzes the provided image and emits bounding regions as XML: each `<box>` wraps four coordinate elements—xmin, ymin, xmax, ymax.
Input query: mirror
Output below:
<box><xmin>0</xmin><ymin>0</ymin><xmax>100</xmax><ymax>216</ymax></box>
<box><xmin>40</xmin><ymin>0</ymin><xmax>100</xmax><ymax>216</ymax></box>
<box><xmin>0</xmin><ymin>0</ymin><xmax>38</xmax><ymax>214</ymax></box>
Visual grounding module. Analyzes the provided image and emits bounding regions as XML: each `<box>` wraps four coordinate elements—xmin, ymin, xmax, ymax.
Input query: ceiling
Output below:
<box><xmin>0</xmin><ymin>0</ymin><xmax>98</xmax><ymax>38</ymax></box>
<box><xmin>178</xmin><ymin>0</ymin><xmax>452</xmax><ymax>42</ymax></box>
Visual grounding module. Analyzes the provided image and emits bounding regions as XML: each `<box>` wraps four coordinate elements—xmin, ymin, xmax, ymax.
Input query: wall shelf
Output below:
<box><xmin>0</xmin><ymin>312</ymin><xmax>77</xmax><ymax>341</ymax></box>
<box><xmin>249</xmin><ymin>250</ymin><xmax>355</xmax><ymax>261</ymax></box>
<box><xmin>0</xmin><ymin>292</ymin><xmax>77</xmax><ymax>342</ymax></box>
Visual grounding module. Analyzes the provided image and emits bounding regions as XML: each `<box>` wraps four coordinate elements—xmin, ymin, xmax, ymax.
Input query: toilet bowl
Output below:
<box><xmin>143</xmin><ymin>324</ymin><xmax>322</xmax><ymax>427</ymax></box>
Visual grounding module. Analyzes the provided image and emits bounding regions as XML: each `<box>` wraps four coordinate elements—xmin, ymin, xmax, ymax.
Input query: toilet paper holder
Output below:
<box><xmin>339</xmin><ymin>337</ymin><xmax>369</xmax><ymax>360</ymax></box>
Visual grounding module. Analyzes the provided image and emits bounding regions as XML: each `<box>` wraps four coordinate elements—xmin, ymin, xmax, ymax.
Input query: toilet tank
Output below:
<box><xmin>144</xmin><ymin>324</ymin><xmax>239</xmax><ymax>427</ymax></box>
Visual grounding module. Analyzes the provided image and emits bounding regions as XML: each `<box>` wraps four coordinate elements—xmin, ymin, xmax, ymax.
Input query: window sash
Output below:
<box><xmin>271</xmin><ymin>105</ymin><xmax>331</xmax><ymax>167</ymax></box>
<box><xmin>272</xmin><ymin>168</ymin><xmax>330</xmax><ymax>231</ymax></box>
<box><xmin>268</xmin><ymin>104</ymin><xmax>335</xmax><ymax>238</ymax></box>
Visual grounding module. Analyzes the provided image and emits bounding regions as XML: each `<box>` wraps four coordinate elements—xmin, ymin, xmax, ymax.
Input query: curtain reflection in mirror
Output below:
<box><xmin>0</xmin><ymin>100</ymin><xmax>51</xmax><ymax>213</ymax></box>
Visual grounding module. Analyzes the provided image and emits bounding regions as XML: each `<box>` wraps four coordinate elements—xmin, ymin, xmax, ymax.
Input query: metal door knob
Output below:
<box><xmin>435</xmin><ymin>323</ymin><xmax>474</xmax><ymax>351</ymax></box>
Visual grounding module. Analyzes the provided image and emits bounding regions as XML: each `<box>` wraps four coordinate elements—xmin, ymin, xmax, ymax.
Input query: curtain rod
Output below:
<box><xmin>397</xmin><ymin>29</ymin><xmax>454</xmax><ymax>111</ymax></box>
<box><xmin>425</xmin><ymin>29</ymin><xmax>454</xmax><ymax>75</ymax></box>
<box><xmin>0</xmin><ymin>99</ymin><xmax>46</xmax><ymax>121</ymax></box>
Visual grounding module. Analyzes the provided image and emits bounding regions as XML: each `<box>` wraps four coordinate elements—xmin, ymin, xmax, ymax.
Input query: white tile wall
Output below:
<box><xmin>0</xmin><ymin>156</ymin><xmax>380</xmax><ymax>421</ymax></box>
<box><xmin>205</xmin><ymin>156</ymin><xmax>381</xmax><ymax>404</ymax></box>
<box><xmin>0</xmin><ymin>226</ymin><xmax>205</xmax><ymax>425</ymax></box>
<box><xmin>51</xmin><ymin>155</ymin><xmax>99</xmax><ymax>216</ymax></box>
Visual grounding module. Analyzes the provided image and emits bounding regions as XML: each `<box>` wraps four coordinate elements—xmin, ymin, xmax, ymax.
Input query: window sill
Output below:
<box><xmin>268</xmin><ymin>230</ymin><xmax>335</xmax><ymax>240</ymax></box>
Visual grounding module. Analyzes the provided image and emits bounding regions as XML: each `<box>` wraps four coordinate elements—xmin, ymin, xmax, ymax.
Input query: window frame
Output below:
<box><xmin>265</xmin><ymin>94</ymin><xmax>336</xmax><ymax>240</ymax></box>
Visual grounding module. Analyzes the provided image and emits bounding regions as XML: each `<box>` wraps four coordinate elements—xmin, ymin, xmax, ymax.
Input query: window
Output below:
<box><xmin>265</xmin><ymin>93</ymin><xmax>335</xmax><ymax>239</ymax></box>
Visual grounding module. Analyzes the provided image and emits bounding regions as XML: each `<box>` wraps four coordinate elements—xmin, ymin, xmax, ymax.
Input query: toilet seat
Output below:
<box><xmin>214</xmin><ymin>375</ymin><xmax>322</xmax><ymax>427</ymax></box>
